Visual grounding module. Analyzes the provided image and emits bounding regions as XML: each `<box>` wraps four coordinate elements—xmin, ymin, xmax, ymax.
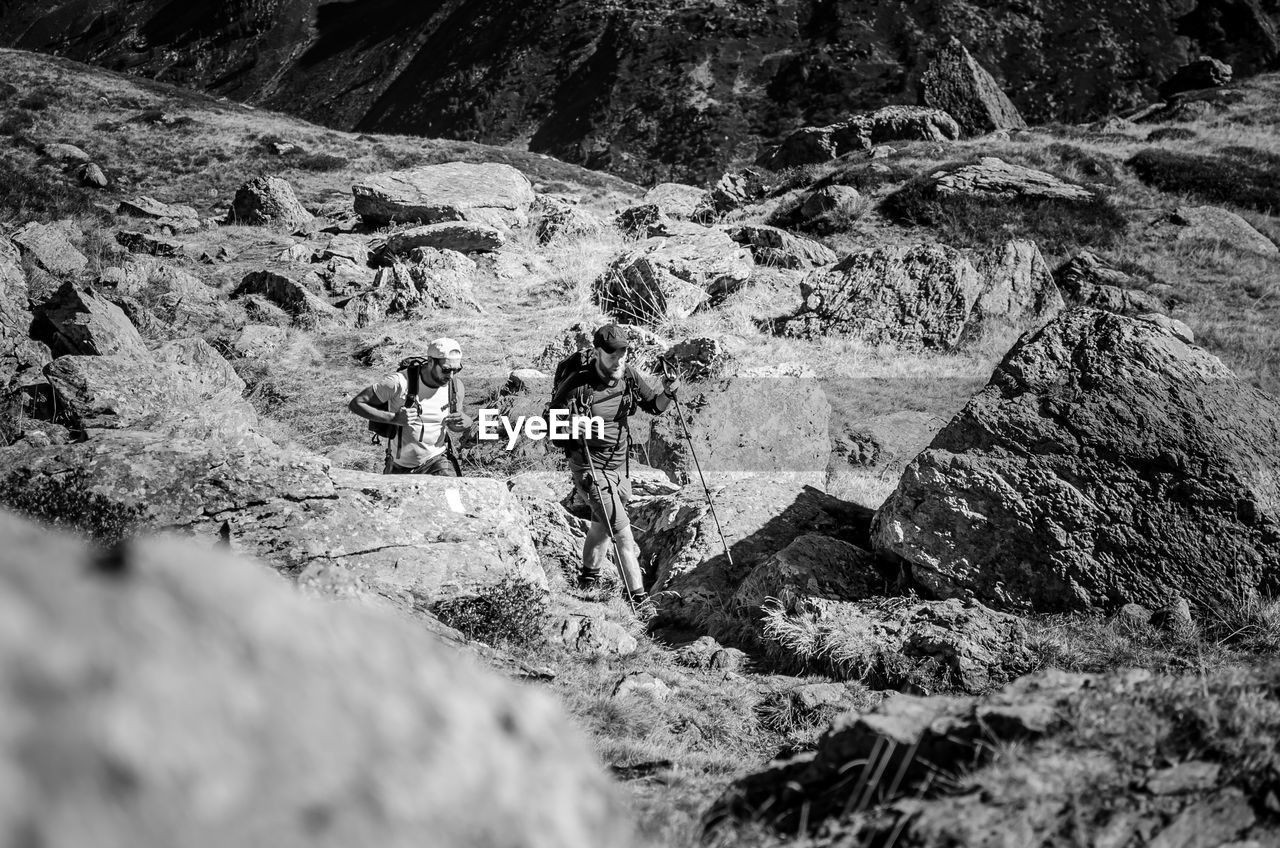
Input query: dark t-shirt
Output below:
<box><xmin>549</xmin><ymin>359</ymin><xmax>671</xmax><ymax>470</ymax></box>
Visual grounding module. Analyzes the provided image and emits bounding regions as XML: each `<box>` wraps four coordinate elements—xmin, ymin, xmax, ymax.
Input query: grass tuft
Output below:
<box><xmin>1128</xmin><ymin>147</ymin><xmax>1280</xmax><ymax>213</ymax></box>
<box><xmin>430</xmin><ymin>576</ymin><xmax>550</xmax><ymax>650</ymax></box>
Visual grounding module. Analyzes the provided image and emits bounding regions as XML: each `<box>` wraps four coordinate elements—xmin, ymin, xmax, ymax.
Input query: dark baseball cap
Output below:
<box><xmin>593</xmin><ymin>323</ymin><xmax>631</xmax><ymax>353</ymax></box>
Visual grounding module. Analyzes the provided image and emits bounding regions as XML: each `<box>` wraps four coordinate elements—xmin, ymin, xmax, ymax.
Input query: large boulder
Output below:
<box><xmin>12</xmin><ymin>219</ymin><xmax>87</xmax><ymax>277</ymax></box>
<box><xmin>44</xmin><ymin>338</ymin><xmax>256</xmax><ymax>436</ymax></box>
<box><xmin>1167</xmin><ymin>205</ymin><xmax>1278</xmax><ymax>256</ymax></box>
<box><xmin>756</xmin><ymin>107</ymin><xmax>961</xmax><ymax>170</ymax></box>
<box><xmin>32</xmin><ymin>280</ymin><xmax>150</xmax><ymax>358</ymax></box>
<box><xmin>352</xmin><ymin>162</ymin><xmax>535</xmax><ymax>230</ymax></box>
<box><xmin>533</xmin><ymin>195</ymin><xmax>605</xmax><ymax>244</ymax></box>
<box><xmin>731</xmin><ymin>534</ymin><xmax>884</xmax><ymax>613</ymax></box>
<box><xmin>721</xmin><ymin>224</ymin><xmax>836</xmax><ymax>270</ymax></box>
<box><xmin>788</xmin><ymin>244</ymin><xmax>985</xmax><ymax>349</ymax></box>
<box><xmin>873</xmin><ymin>308</ymin><xmax>1280</xmax><ymax>612</ymax></box>
<box><xmin>701</xmin><ymin>169</ymin><xmax>771</xmax><ymax>218</ymax></box>
<box><xmin>342</xmin><ymin>251</ymin><xmax>479</xmax><ymax>326</ymax></box>
<box><xmin>920</xmin><ymin>37</ymin><xmax>1027</xmax><ymax>135</ymax></box>
<box><xmin>0</xmin><ymin>432</ymin><xmax>545</xmax><ymax>605</ymax></box>
<box><xmin>0</xmin><ymin>510</ymin><xmax>632</xmax><ymax>848</ymax></box>
<box><xmin>646</xmin><ymin>375</ymin><xmax>832</xmax><ymax>487</ymax></box>
<box><xmin>228</xmin><ymin>176</ymin><xmax>314</xmax><ymax>232</ymax></box>
<box><xmin>233</xmin><ymin>270</ymin><xmax>347</xmax><ymax>329</ymax></box>
<box><xmin>593</xmin><ymin>228</ymin><xmax>753</xmax><ymax>326</ymax></box>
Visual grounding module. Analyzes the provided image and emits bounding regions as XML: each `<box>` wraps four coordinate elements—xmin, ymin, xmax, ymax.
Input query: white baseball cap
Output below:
<box><xmin>426</xmin><ymin>337</ymin><xmax>462</xmax><ymax>365</ymax></box>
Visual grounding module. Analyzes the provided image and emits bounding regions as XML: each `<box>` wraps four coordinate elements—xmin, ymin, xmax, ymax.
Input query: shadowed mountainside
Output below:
<box><xmin>2</xmin><ymin>0</ymin><xmax>1278</xmax><ymax>183</ymax></box>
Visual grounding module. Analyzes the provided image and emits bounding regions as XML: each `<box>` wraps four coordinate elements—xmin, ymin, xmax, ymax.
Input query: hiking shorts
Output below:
<box><xmin>569</xmin><ymin>458</ymin><xmax>631</xmax><ymax>534</ymax></box>
<box><xmin>387</xmin><ymin>453</ymin><xmax>457</xmax><ymax>477</ymax></box>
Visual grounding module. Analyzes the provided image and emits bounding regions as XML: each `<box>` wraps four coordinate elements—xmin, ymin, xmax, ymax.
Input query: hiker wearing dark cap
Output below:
<box><xmin>547</xmin><ymin>324</ymin><xmax>680</xmax><ymax>610</ymax></box>
<box><xmin>349</xmin><ymin>337</ymin><xmax>471</xmax><ymax>476</ymax></box>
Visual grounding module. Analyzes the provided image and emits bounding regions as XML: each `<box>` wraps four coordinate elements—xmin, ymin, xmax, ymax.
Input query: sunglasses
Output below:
<box><xmin>436</xmin><ymin>361</ymin><xmax>463</xmax><ymax>374</ymax></box>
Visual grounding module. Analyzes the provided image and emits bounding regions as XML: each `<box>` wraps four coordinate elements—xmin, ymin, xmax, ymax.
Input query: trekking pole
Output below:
<box><xmin>659</xmin><ymin>357</ymin><xmax>734</xmax><ymax>568</ymax></box>
<box><xmin>580</xmin><ymin>438</ymin><xmax>639</xmax><ymax>615</ymax></box>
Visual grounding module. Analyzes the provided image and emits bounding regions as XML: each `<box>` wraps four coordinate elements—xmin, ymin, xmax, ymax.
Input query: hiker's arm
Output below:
<box><xmin>632</xmin><ymin>367</ymin><xmax>678</xmax><ymax>415</ymax></box>
<box><xmin>349</xmin><ymin>384</ymin><xmax>413</xmax><ymax>426</ymax></box>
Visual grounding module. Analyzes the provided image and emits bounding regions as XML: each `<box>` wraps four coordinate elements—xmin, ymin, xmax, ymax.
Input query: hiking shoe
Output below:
<box><xmin>626</xmin><ymin>589</ymin><xmax>657</xmax><ymax>622</ymax></box>
<box><xmin>576</xmin><ymin>569</ymin><xmax>602</xmax><ymax>591</ymax></box>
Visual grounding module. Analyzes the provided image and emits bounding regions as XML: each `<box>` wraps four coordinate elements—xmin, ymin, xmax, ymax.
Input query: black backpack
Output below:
<box><xmin>546</xmin><ymin>350</ymin><xmax>637</xmax><ymax>463</ymax></box>
<box><xmin>367</xmin><ymin>357</ymin><xmax>426</xmax><ymax>440</ymax></box>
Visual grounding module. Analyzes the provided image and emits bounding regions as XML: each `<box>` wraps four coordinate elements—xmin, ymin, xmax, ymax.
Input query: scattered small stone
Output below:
<box><xmin>612</xmin><ymin>672</ymin><xmax>671</xmax><ymax>701</ymax></box>
<box><xmin>77</xmin><ymin>163</ymin><xmax>108</xmax><ymax>188</ymax></box>
<box><xmin>1146</xmin><ymin>761</ymin><xmax>1221</xmax><ymax>795</ymax></box>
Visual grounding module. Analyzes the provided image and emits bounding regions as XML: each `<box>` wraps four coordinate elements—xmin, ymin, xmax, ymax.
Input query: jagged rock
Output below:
<box><xmin>1168</xmin><ymin>205</ymin><xmax>1278</xmax><ymax>256</ymax></box>
<box><xmin>700</xmin><ymin>169</ymin><xmax>771</xmax><ymax>218</ymax></box>
<box><xmin>0</xmin><ymin>510</ymin><xmax>629</xmax><ymax>848</ymax></box>
<box><xmin>732</xmin><ymin>534</ymin><xmax>885</xmax><ymax>612</ymax></box>
<box><xmin>721</xmin><ymin>224</ymin><xmax>836</xmax><ymax>270</ymax></box>
<box><xmin>873</xmin><ymin>308</ymin><xmax>1280</xmax><ymax>612</ymax></box>
<box><xmin>117</xmin><ymin>195</ymin><xmax>201</xmax><ymax>227</ymax></box>
<box><xmin>1159</xmin><ymin>57</ymin><xmax>1233</xmax><ymax>99</ymax></box>
<box><xmin>228</xmin><ymin>176</ymin><xmax>314</xmax><ymax>232</ymax></box>
<box><xmin>789</xmin><ymin>244</ymin><xmax>985</xmax><ymax>349</ymax></box>
<box><xmin>925</xmin><ymin>157</ymin><xmax>1093</xmax><ymax>201</ymax></box>
<box><xmin>759</xmin><ymin>597</ymin><xmax>1035</xmax><ymax>692</ymax></box>
<box><xmin>380</xmin><ymin>221</ymin><xmax>505</xmax><ymax>254</ymax></box>
<box><xmin>32</xmin><ymin>280</ymin><xmax>149</xmax><ymax>358</ymax></box>
<box><xmin>45</xmin><ymin>338</ymin><xmax>256</xmax><ymax>436</ymax></box>
<box><xmin>646</xmin><ymin>375</ymin><xmax>831</xmax><ymax>487</ymax></box>
<box><xmin>233</xmin><ymin>270</ymin><xmax>346</xmax><ymax>329</ymax></box>
<box><xmin>276</xmin><ymin>243</ymin><xmax>312</xmax><ymax>263</ymax></box>
<box><xmin>593</xmin><ymin>228</ymin><xmax>753</xmax><ymax>326</ymax></box>
<box><xmin>1055</xmin><ymin>251</ymin><xmax>1165</xmax><ymax>316</ymax></box>
<box><xmin>115</xmin><ymin>230</ymin><xmax>187</xmax><ymax>258</ymax></box>
<box><xmin>921</xmin><ymin>37</ymin><xmax>1027</xmax><ymax>135</ymax></box>
<box><xmin>614</xmin><ymin>204</ymin><xmax>667</xmax><ymax>239</ymax></box>
<box><xmin>352</xmin><ymin>162</ymin><xmax>535</xmax><ymax>230</ymax></box>
<box><xmin>407</xmin><ymin>247</ymin><xmax>480</xmax><ymax>309</ymax></box>
<box><xmin>13</xmin><ymin>219</ymin><xmax>87</xmax><ymax>277</ymax></box>
<box><xmin>634</xmin><ymin>476</ymin><xmax>866</xmax><ymax>628</ymax></box>
<box><xmin>77</xmin><ymin>162</ymin><xmax>108</xmax><ymax>187</ymax></box>
<box><xmin>642</xmin><ymin>183</ymin><xmax>709</xmax><ymax>220</ymax></box>
<box><xmin>1113</xmin><ymin>602</ymin><xmax>1153</xmax><ymax>631</ymax></box>
<box><xmin>963</xmin><ymin>239</ymin><xmax>1064</xmax><ymax>344</ymax></box>
<box><xmin>674</xmin><ymin>636</ymin><xmax>746</xmax><ymax>671</ymax></box>
<box><xmin>43</xmin><ymin>142</ymin><xmax>89</xmax><ymax>162</ymax></box>
<box><xmin>756</xmin><ymin>106</ymin><xmax>961</xmax><ymax>170</ymax></box>
<box><xmin>0</xmin><ymin>240</ymin><xmax>48</xmax><ymax>389</ymax></box>
<box><xmin>661</xmin><ymin>336</ymin><xmax>729</xmax><ymax>381</ymax></box>
<box><xmin>533</xmin><ymin>195</ymin><xmax>604</xmax><ymax>244</ymax></box>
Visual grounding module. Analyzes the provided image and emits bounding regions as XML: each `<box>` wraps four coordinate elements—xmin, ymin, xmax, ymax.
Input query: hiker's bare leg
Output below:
<box><xmin>582</xmin><ymin>522</ymin><xmax>610</xmax><ymax>579</ymax></box>
<box><xmin>613</xmin><ymin>524</ymin><xmax>643</xmax><ymax>593</ymax></box>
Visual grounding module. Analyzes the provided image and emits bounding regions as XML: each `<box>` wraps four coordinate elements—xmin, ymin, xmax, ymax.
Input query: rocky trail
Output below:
<box><xmin>2</xmin><ymin>45</ymin><xmax>1280</xmax><ymax>847</ymax></box>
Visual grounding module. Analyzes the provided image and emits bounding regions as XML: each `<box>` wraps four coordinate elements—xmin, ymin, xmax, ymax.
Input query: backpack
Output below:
<box><xmin>367</xmin><ymin>357</ymin><xmax>425</xmax><ymax>440</ymax></box>
<box><xmin>546</xmin><ymin>350</ymin><xmax>637</xmax><ymax>466</ymax></box>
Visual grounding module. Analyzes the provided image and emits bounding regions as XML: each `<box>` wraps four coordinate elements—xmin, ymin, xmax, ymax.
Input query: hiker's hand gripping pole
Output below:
<box><xmin>658</xmin><ymin>357</ymin><xmax>734</xmax><ymax>568</ymax></box>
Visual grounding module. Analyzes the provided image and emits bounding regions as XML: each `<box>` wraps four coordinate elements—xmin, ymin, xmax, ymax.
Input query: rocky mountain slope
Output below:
<box><xmin>2</xmin><ymin>45</ymin><xmax>1280</xmax><ymax>847</ymax></box>
<box><xmin>2</xmin><ymin>0</ymin><xmax>1278</xmax><ymax>182</ymax></box>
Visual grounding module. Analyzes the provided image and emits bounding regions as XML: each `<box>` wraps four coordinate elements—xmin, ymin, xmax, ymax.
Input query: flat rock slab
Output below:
<box><xmin>0</xmin><ymin>510</ymin><xmax>629</xmax><ymax>848</ymax></box>
<box><xmin>381</xmin><ymin>221</ymin><xmax>506</xmax><ymax>254</ymax></box>
<box><xmin>231</xmin><ymin>469</ymin><xmax>547</xmax><ymax>603</ymax></box>
<box><xmin>13</xmin><ymin>219</ymin><xmax>87</xmax><ymax>276</ymax></box>
<box><xmin>1169</xmin><ymin>205</ymin><xmax>1278</xmax><ymax>256</ymax></box>
<box><xmin>353</xmin><ymin>162</ymin><xmax>535</xmax><ymax>230</ymax></box>
<box><xmin>928</xmin><ymin>157</ymin><xmax>1093</xmax><ymax>201</ymax></box>
<box><xmin>722</xmin><ymin>223</ymin><xmax>836</xmax><ymax>270</ymax></box>
<box><xmin>873</xmin><ymin>307</ymin><xmax>1280</xmax><ymax>612</ymax></box>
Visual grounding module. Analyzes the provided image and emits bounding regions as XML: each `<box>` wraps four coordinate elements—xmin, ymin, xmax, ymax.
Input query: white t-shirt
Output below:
<box><xmin>374</xmin><ymin>372</ymin><xmax>451</xmax><ymax>468</ymax></box>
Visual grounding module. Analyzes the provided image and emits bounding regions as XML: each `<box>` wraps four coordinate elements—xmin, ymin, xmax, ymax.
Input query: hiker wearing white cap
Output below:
<box><xmin>348</xmin><ymin>337</ymin><xmax>470</xmax><ymax>475</ymax></box>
